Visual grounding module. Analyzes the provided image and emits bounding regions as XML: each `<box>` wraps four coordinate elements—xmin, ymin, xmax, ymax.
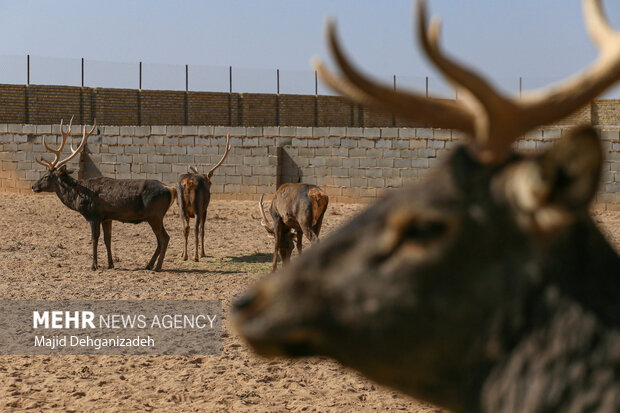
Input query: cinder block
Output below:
<box><xmin>35</xmin><ymin>125</ymin><xmax>52</xmax><ymax>134</ymax></box>
<box><xmin>182</xmin><ymin>126</ymin><xmax>198</xmax><ymax>135</ymax></box>
<box><xmin>414</xmin><ymin>128</ymin><xmax>432</xmax><ymax>138</ymax></box>
<box><xmin>360</xmin><ymin>158</ymin><xmax>377</xmax><ymax>167</ymax></box>
<box><xmin>427</xmin><ymin>139</ymin><xmax>445</xmax><ymax>149</ymax></box>
<box><xmin>118</xmin><ymin>136</ymin><xmax>132</xmax><ymax>145</ymax></box>
<box><xmin>343</xmin><ymin>158</ymin><xmax>360</xmax><ymax>168</ymax></box>
<box><xmin>148</xmin><ymin>154</ymin><xmax>163</xmax><ymax>163</ymax></box>
<box><xmin>312</xmin><ymin>127</ymin><xmax>330</xmax><ymax>137</ymax></box>
<box><xmin>601</xmin><ymin>130</ymin><xmax>620</xmax><ymax>141</ymax></box>
<box><xmin>433</xmin><ymin>129</ymin><xmax>451</xmax><ymax>139</ymax></box>
<box><xmin>376</xmin><ymin>139</ymin><xmax>392</xmax><ymax>148</ymax></box>
<box><xmin>167</xmin><ymin>126</ymin><xmax>182</xmax><ymax>135</ymax></box>
<box><xmin>262</xmin><ymin>126</ymin><xmax>279</xmax><ymax>136</ymax></box>
<box><xmin>346</xmin><ymin>127</ymin><xmax>363</xmax><ymax>137</ymax></box>
<box><xmin>329</xmin><ymin>127</ymin><xmax>346</xmax><ymax>136</ymax></box>
<box><xmin>197</xmin><ymin>125</ymin><xmax>214</xmax><ymax>136</ymax></box>
<box><xmin>8</xmin><ymin>124</ymin><xmax>22</xmax><ymax>134</ymax></box>
<box><xmin>163</xmin><ymin>136</ymin><xmax>179</xmax><ymax>145</ymax></box>
<box><xmin>151</xmin><ymin>126</ymin><xmax>166</xmax><ymax>135</ymax></box>
<box><xmin>363</xmin><ymin>128</ymin><xmax>380</xmax><ymax>138</ymax></box>
<box><xmin>135</xmin><ymin>126</ymin><xmax>150</xmax><ymax>136</ymax></box>
<box><xmin>119</xmin><ymin>126</ymin><xmax>135</xmax><ymax>136</ymax></box>
<box><xmin>359</xmin><ymin>139</ymin><xmax>374</xmax><ymax>148</ymax></box>
<box><xmin>230</xmin><ymin>126</ymin><xmax>247</xmax><ymax>136</ymax></box>
<box><xmin>399</xmin><ymin>128</ymin><xmax>416</xmax><ymax>138</ymax></box>
<box><xmin>292</xmin><ymin>138</ymin><xmax>308</xmax><ymax>147</ymax></box>
<box><xmin>214</xmin><ymin>126</ymin><xmax>231</xmax><ymax>136</ymax></box>
<box><xmin>543</xmin><ymin>129</ymin><xmax>562</xmax><ymax>139</ymax></box>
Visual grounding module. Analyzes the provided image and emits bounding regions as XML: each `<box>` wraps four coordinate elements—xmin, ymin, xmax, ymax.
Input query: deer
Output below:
<box><xmin>258</xmin><ymin>183</ymin><xmax>329</xmax><ymax>272</ymax></box>
<box><xmin>177</xmin><ymin>134</ymin><xmax>231</xmax><ymax>261</ymax></box>
<box><xmin>32</xmin><ymin>118</ymin><xmax>177</xmax><ymax>272</ymax></box>
<box><xmin>233</xmin><ymin>1</ymin><xmax>620</xmax><ymax>412</ymax></box>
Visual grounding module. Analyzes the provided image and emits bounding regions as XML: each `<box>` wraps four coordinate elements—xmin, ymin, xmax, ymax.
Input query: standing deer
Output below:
<box><xmin>234</xmin><ymin>1</ymin><xmax>620</xmax><ymax>412</ymax></box>
<box><xmin>32</xmin><ymin>118</ymin><xmax>177</xmax><ymax>271</ymax></box>
<box><xmin>177</xmin><ymin>134</ymin><xmax>231</xmax><ymax>261</ymax></box>
<box><xmin>259</xmin><ymin>183</ymin><xmax>328</xmax><ymax>271</ymax></box>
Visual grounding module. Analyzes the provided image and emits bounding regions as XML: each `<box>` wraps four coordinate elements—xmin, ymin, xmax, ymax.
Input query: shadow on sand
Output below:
<box><xmin>228</xmin><ymin>253</ymin><xmax>272</xmax><ymax>263</ymax></box>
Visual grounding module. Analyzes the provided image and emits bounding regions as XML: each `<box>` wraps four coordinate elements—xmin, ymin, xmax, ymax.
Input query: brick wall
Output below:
<box><xmin>1</xmin><ymin>124</ymin><xmax>619</xmax><ymax>207</ymax></box>
<box><xmin>3</xmin><ymin>83</ymin><xmax>618</xmax><ymax>128</ymax></box>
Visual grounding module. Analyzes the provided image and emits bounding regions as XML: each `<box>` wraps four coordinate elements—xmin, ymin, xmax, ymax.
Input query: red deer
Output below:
<box><xmin>177</xmin><ymin>134</ymin><xmax>231</xmax><ymax>261</ymax></box>
<box><xmin>258</xmin><ymin>183</ymin><xmax>328</xmax><ymax>271</ymax></box>
<box><xmin>234</xmin><ymin>1</ymin><xmax>620</xmax><ymax>411</ymax></box>
<box><xmin>32</xmin><ymin>118</ymin><xmax>177</xmax><ymax>272</ymax></box>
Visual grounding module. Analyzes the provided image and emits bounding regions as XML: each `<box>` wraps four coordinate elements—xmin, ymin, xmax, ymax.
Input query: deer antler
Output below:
<box><xmin>315</xmin><ymin>0</ymin><xmax>620</xmax><ymax>164</ymax></box>
<box><xmin>36</xmin><ymin>117</ymin><xmax>96</xmax><ymax>170</ymax></box>
<box><xmin>259</xmin><ymin>194</ymin><xmax>275</xmax><ymax>235</ymax></box>
<box><xmin>207</xmin><ymin>134</ymin><xmax>232</xmax><ymax>179</ymax></box>
<box><xmin>55</xmin><ymin>120</ymin><xmax>96</xmax><ymax>170</ymax></box>
<box><xmin>35</xmin><ymin>116</ymin><xmax>74</xmax><ymax>169</ymax></box>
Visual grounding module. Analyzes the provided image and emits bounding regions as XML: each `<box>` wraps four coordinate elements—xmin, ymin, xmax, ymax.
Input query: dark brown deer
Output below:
<box><xmin>177</xmin><ymin>134</ymin><xmax>231</xmax><ymax>261</ymax></box>
<box><xmin>259</xmin><ymin>183</ymin><xmax>328</xmax><ymax>271</ymax></box>
<box><xmin>233</xmin><ymin>1</ymin><xmax>620</xmax><ymax>411</ymax></box>
<box><xmin>32</xmin><ymin>118</ymin><xmax>177</xmax><ymax>271</ymax></box>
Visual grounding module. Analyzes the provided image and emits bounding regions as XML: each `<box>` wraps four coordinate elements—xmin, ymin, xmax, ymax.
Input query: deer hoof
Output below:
<box><xmin>91</xmin><ymin>265</ymin><xmax>98</xmax><ymax>271</ymax></box>
<box><xmin>108</xmin><ymin>263</ymin><xmax>114</xmax><ymax>269</ymax></box>
<box><xmin>194</xmin><ymin>257</ymin><xmax>199</xmax><ymax>262</ymax></box>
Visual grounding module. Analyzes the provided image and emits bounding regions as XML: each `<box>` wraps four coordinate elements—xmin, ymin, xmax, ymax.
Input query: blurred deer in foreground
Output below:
<box><xmin>259</xmin><ymin>183</ymin><xmax>328</xmax><ymax>271</ymax></box>
<box><xmin>177</xmin><ymin>134</ymin><xmax>231</xmax><ymax>261</ymax></box>
<box><xmin>32</xmin><ymin>118</ymin><xmax>177</xmax><ymax>271</ymax></box>
<box><xmin>234</xmin><ymin>1</ymin><xmax>620</xmax><ymax>411</ymax></box>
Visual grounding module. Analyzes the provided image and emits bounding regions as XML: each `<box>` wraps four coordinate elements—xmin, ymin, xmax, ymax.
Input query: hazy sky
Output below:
<box><xmin>0</xmin><ymin>0</ymin><xmax>619</xmax><ymax>96</ymax></box>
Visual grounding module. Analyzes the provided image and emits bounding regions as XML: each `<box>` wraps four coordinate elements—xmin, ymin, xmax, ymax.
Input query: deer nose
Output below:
<box><xmin>233</xmin><ymin>289</ymin><xmax>260</xmax><ymax>312</ymax></box>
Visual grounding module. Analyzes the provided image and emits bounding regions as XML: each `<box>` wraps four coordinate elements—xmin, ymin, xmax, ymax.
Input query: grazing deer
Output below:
<box><xmin>259</xmin><ymin>183</ymin><xmax>328</xmax><ymax>272</ymax></box>
<box><xmin>177</xmin><ymin>134</ymin><xmax>231</xmax><ymax>261</ymax></box>
<box><xmin>32</xmin><ymin>118</ymin><xmax>177</xmax><ymax>271</ymax></box>
<box><xmin>234</xmin><ymin>1</ymin><xmax>620</xmax><ymax>412</ymax></box>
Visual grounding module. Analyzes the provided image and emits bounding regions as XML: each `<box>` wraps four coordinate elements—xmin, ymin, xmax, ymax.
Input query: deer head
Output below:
<box><xmin>233</xmin><ymin>1</ymin><xmax>620</xmax><ymax>411</ymax></box>
<box><xmin>32</xmin><ymin>117</ymin><xmax>96</xmax><ymax>193</ymax></box>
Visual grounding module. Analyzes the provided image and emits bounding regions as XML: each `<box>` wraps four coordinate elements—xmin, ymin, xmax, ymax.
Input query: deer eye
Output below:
<box><xmin>402</xmin><ymin>220</ymin><xmax>448</xmax><ymax>244</ymax></box>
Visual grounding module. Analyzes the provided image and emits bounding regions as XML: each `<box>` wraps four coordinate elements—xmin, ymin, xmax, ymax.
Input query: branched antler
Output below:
<box><xmin>314</xmin><ymin>0</ymin><xmax>620</xmax><ymax>163</ymax></box>
<box><xmin>35</xmin><ymin>117</ymin><xmax>96</xmax><ymax>170</ymax></box>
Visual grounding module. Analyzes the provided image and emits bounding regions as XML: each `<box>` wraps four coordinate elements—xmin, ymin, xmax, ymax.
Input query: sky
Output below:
<box><xmin>0</xmin><ymin>0</ymin><xmax>619</xmax><ymax>96</ymax></box>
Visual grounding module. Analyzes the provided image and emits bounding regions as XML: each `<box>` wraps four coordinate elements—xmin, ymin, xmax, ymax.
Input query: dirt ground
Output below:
<box><xmin>0</xmin><ymin>193</ymin><xmax>618</xmax><ymax>412</ymax></box>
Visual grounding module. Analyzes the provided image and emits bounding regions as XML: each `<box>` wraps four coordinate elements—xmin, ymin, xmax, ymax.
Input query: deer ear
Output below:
<box><xmin>535</xmin><ymin>126</ymin><xmax>602</xmax><ymax>211</ymax></box>
<box><xmin>499</xmin><ymin>126</ymin><xmax>602</xmax><ymax>232</ymax></box>
<box><xmin>55</xmin><ymin>165</ymin><xmax>74</xmax><ymax>176</ymax></box>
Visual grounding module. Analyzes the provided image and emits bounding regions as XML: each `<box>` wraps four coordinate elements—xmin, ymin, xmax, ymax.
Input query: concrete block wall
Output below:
<box><xmin>0</xmin><ymin>124</ymin><xmax>619</xmax><ymax>206</ymax></box>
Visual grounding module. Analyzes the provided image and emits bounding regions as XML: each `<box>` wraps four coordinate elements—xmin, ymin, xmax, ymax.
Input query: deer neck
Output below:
<box><xmin>54</xmin><ymin>174</ymin><xmax>85</xmax><ymax>213</ymax></box>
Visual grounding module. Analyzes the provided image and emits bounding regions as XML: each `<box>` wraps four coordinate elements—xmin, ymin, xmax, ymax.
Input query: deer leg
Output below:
<box><xmin>194</xmin><ymin>214</ymin><xmax>200</xmax><ymax>262</ymax></box>
<box><xmin>146</xmin><ymin>218</ymin><xmax>169</xmax><ymax>271</ymax></box>
<box><xmin>102</xmin><ymin>220</ymin><xmax>114</xmax><ymax>269</ymax></box>
<box><xmin>180</xmin><ymin>214</ymin><xmax>190</xmax><ymax>261</ymax></box>
<box><xmin>200</xmin><ymin>210</ymin><xmax>207</xmax><ymax>258</ymax></box>
<box><xmin>90</xmin><ymin>220</ymin><xmax>101</xmax><ymax>271</ymax></box>
<box><xmin>296</xmin><ymin>230</ymin><xmax>303</xmax><ymax>255</ymax></box>
<box><xmin>272</xmin><ymin>219</ymin><xmax>282</xmax><ymax>272</ymax></box>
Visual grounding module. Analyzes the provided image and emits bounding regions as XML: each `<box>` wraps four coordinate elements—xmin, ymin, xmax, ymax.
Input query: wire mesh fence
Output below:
<box><xmin>4</xmin><ymin>53</ymin><xmax>617</xmax><ymax>98</ymax></box>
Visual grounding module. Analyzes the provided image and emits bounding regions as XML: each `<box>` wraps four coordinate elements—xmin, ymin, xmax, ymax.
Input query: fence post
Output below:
<box><xmin>519</xmin><ymin>77</ymin><xmax>522</xmax><ymax>98</ymax></box>
<box><xmin>277</xmin><ymin>69</ymin><xmax>280</xmax><ymax>94</ymax></box>
<box><xmin>139</xmin><ymin>61</ymin><xmax>142</xmax><ymax>90</ymax></box>
<box><xmin>229</xmin><ymin>66</ymin><xmax>232</xmax><ymax>93</ymax></box>
<box><xmin>26</xmin><ymin>54</ymin><xmax>30</xmax><ymax>86</ymax></box>
<box><xmin>425</xmin><ymin>76</ymin><xmax>429</xmax><ymax>98</ymax></box>
<box><xmin>392</xmin><ymin>75</ymin><xmax>397</xmax><ymax>127</ymax></box>
<box><xmin>315</xmin><ymin>70</ymin><xmax>318</xmax><ymax>95</ymax></box>
<box><xmin>81</xmin><ymin>58</ymin><xmax>84</xmax><ymax>87</ymax></box>
<box><xmin>185</xmin><ymin>64</ymin><xmax>189</xmax><ymax>125</ymax></box>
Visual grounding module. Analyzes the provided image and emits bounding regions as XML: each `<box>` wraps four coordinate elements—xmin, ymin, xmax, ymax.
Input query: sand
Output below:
<box><xmin>0</xmin><ymin>193</ymin><xmax>617</xmax><ymax>412</ymax></box>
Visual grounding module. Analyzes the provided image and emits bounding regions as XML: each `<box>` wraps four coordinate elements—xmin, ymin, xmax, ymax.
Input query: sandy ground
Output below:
<box><xmin>0</xmin><ymin>193</ymin><xmax>618</xmax><ymax>412</ymax></box>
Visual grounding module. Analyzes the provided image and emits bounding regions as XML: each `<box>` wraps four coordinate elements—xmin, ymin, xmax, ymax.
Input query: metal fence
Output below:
<box><xmin>4</xmin><ymin>53</ymin><xmax>617</xmax><ymax>98</ymax></box>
